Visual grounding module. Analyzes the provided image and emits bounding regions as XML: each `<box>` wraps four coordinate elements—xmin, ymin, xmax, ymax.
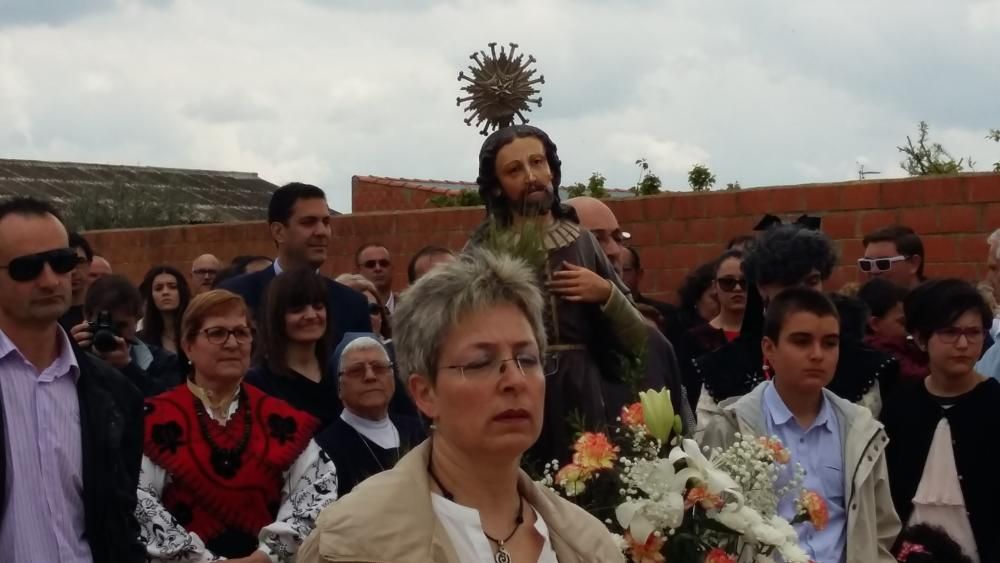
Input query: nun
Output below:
<box><xmin>315</xmin><ymin>332</ymin><xmax>426</xmax><ymax>497</ymax></box>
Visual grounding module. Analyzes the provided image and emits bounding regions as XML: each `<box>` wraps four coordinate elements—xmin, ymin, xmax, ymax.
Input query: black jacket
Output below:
<box><xmin>883</xmin><ymin>378</ymin><xmax>1000</xmax><ymax>563</ymax></box>
<box><xmin>119</xmin><ymin>341</ymin><xmax>184</xmax><ymax>397</ymax></box>
<box><xmin>219</xmin><ymin>265</ymin><xmax>371</xmax><ymax>346</ymax></box>
<box><xmin>0</xmin><ymin>343</ymin><xmax>146</xmax><ymax>563</ymax></box>
<box><xmin>315</xmin><ymin>414</ymin><xmax>426</xmax><ymax>497</ymax></box>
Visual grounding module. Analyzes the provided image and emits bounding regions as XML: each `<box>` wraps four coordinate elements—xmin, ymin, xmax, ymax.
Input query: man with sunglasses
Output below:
<box><xmin>0</xmin><ymin>197</ymin><xmax>144</xmax><ymax>562</ymax></box>
<box><xmin>355</xmin><ymin>243</ymin><xmax>398</xmax><ymax>315</ymax></box>
<box><xmin>860</xmin><ymin>225</ymin><xmax>926</xmax><ymax>289</ymax></box>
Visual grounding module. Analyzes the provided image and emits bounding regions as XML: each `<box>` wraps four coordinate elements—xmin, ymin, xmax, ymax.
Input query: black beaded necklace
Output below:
<box><xmin>427</xmin><ymin>450</ymin><xmax>524</xmax><ymax>563</ymax></box>
<box><xmin>193</xmin><ymin>389</ymin><xmax>252</xmax><ymax>479</ymax></box>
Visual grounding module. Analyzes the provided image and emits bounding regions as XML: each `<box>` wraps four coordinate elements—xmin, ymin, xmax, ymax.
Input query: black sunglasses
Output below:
<box><xmin>0</xmin><ymin>248</ymin><xmax>79</xmax><ymax>282</ymax></box>
<box><xmin>716</xmin><ymin>277</ymin><xmax>746</xmax><ymax>292</ymax></box>
<box><xmin>361</xmin><ymin>259</ymin><xmax>391</xmax><ymax>269</ymax></box>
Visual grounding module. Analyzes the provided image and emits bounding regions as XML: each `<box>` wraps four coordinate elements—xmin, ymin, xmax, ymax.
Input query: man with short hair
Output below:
<box><xmin>220</xmin><ymin>182</ymin><xmax>370</xmax><ymax>344</ymax></box>
<box><xmin>59</xmin><ymin>232</ymin><xmax>93</xmax><ymax>331</ymax></box>
<box><xmin>0</xmin><ymin>197</ymin><xmax>144</xmax><ymax>562</ymax></box>
<box><xmin>620</xmin><ymin>245</ymin><xmax>678</xmax><ymax>322</ymax></box>
<box><xmin>860</xmin><ymin>226</ymin><xmax>926</xmax><ymax>289</ymax></box>
<box><xmin>565</xmin><ymin>196</ymin><xmax>629</xmax><ymax>271</ymax></box>
<box><xmin>407</xmin><ymin>245</ymin><xmax>454</xmax><ymax>284</ymax></box>
<box><xmin>355</xmin><ymin>244</ymin><xmax>397</xmax><ymax>314</ymax></box>
<box><xmin>701</xmin><ymin>288</ymin><xmax>900</xmax><ymax>563</ymax></box>
<box><xmin>88</xmin><ymin>255</ymin><xmax>112</xmax><ymax>281</ymax></box>
<box><xmin>190</xmin><ymin>253</ymin><xmax>221</xmax><ymax>295</ymax></box>
<box><xmin>69</xmin><ymin>275</ymin><xmax>183</xmax><ymax>397</ymax></box>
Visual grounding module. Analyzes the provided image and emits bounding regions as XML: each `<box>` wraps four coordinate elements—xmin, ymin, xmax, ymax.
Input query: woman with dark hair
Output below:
<box><xmin>678</xmin><ymin>251</ymin><xmax>742</xmax><ymax>410</ymax></box>
<box><xmin>858</xmin><ymin>278</ymin><xmax>928</xmax><ymax>381</ymax></box>
<box><xmin>468</xmin><ymin>124</ymin><xmax>649</xmax><ymax>467</ymax></box>
<box><xmin>246</xmin><ymin>268</ymin><xmax>340</xmax><ymax>428</ymax></box>
<box><xmin>334</xmin><ymin>274</ymin><xmax>392</xmax><ymax>342</ymax></box>
<box><xmin>883</xmin><ymin>279</ymin><xmax>1000</xmax><ymax>563</ymax></box>
<box><xmin>139</xmin><ymin>265</ymin><xmax>191</xmax><ymax>354</ymax></box>
<box><xmin>665</xmin><ymin>260</ymin><xmax>719</xmax><ymax>344</ymax></box>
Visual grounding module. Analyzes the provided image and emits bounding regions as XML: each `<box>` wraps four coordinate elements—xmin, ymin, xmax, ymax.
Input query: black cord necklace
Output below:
<box><xmin>193</xmin><ymin>389</ymin><xmax>252</xmax><ymax>479</ymax></box>
<box><xmin>427</xmin><ymin>449</ymin><xmax>524</xmax><ymax>563</ymax></box>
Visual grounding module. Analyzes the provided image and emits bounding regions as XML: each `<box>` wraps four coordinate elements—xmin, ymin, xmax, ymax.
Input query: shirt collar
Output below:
<box><xmin>0</xmin><ymin>326</ymin><xmax>80</xmax><ymax>382</ymax></box>
<box><xmin>273</xmin><ymin>258</ymin><xmax>320</xmax><ymax>276</ymax></box>
<box><xmin>763</xmin><ymin>380</ymin><xmax>834</xmax><ymax>432</ymax></box>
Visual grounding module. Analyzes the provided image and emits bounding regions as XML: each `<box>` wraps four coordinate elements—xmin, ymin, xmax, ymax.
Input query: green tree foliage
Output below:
<box><xmin>429</xmin><ymin>190</ymin><xmax>485</xmax><ymax>208</ymax></box>
<box><xmin>688</xmin><ymin>164</ymin><xmax>716</xmax><ymax>192</ymax></box>
<box><xmin>566</xmin><ymin>172</ymin><xmax>609</xmax><ymax>199</ymax></box>
<box><xmin>988</xmin><ymin>129</ymin><xmax>1000</xmax><ymax>172</ymax></box>
<box><xmin>725</xmin><ymin>181</ymin><xmax>742</xmax><ymax>191</ymax></box>
<box><xmin>898</xmin><ymin>121</ymin><xmax>972</xmax><ymax>176</ymax></box>
<box><xmin>633</xmin><ymin>158</ymin><xmax>663</xmax><ymax>196</ymax></box>
<box><xmin>61</xmin><ymin>181</ymin><xmax>216</xmax><ymax>231</ymax></box>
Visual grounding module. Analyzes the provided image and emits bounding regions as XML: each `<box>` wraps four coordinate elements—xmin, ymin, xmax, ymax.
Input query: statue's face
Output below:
<box><xmin>494</xmin><ymin>136</ymin><xmax>554</xmax><ymax>216</ymax></box>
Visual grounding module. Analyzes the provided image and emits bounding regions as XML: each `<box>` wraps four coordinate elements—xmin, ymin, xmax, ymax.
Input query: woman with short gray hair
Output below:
<box><xmin>300</xmin><ymin>248</ymin><xmax>624</xmax><ymax>563</ymax></box>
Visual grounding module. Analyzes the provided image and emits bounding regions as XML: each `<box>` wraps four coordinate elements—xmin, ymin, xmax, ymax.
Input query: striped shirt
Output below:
<box><xmin>0</xmin><ymin>327</ymin><xmax>92</xmax><ymax>563</ymax></box>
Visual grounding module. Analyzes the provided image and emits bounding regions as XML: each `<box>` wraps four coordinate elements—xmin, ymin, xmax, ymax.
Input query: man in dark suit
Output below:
<box><xmin>0</xmin><ymin>197</ymin><xmax>144</xmax><ymax>562</ymax></box>
<box><xmin>219</xmin><ymin>182</ymin><xmax>371</xmax><ymax>344</ymax></box>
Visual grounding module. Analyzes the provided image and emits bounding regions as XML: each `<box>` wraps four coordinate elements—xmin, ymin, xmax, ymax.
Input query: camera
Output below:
<box><xmin>88</xmin><ymin>311</ymin><xmax>119</xmax><ymax>354</ymax></box>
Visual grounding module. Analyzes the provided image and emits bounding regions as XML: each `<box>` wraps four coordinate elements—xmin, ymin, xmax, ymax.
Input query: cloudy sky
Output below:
<box><xmin>2</xmin><ymin>0</ymin><xmax>998</xmax><ymax>211</ymax></box>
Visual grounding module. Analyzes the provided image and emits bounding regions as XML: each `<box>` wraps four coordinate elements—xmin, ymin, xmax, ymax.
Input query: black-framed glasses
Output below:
<box><xmin>192</xmin><ymin>268</ymin><xmax>219</xmax><ymax>277</ymax></box>
<box><xmin>340</xmin><ymin>361</ymin><xmax>394</xmax><ymax>379</ymax></box>
<box><xmin>367</xmin><ymin>303</ymin><xmax>385</xmax><ymax>316</ymax></box>
<box><xmin>934</xmin><ymin>327</ymin><xmax>984</xmax><ymax>345</ymax></box>
<box><xmin>444</xmin><ymin>353</ymin><xmax>557</xmax><ymax>379</ymax></box>
<box><xmin>716</xmin><ymin>277</ymin><xmax>746</xmax><ymax>292</ymax></box>
<box><xmin>361</xmin><ymin>259</ymin><xmax>391</xmax><ymax>269</ymax></box>
<box><xmin>200</xmin><ymin>326</ymin><xmax>254</xmax><ymax>345</ymax></box>
<box><xmin>0</xmin><ymin>248</ymin><xmax>79</xmax><ymax>282</ymax></box>
<box><xmin>858</xmin><ymin>256</ymin><xmax>906</xmax><ymax>273</ymax></box>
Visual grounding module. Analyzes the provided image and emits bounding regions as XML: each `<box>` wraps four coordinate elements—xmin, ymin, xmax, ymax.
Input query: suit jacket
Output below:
<box><xmin>219</xmin><ymin>265</ymin><xmax>372</xmax><ymax>345</ymax></box>
<box><xmin>0</xmin><ymin>342</ymin><xmax>146</xmax><ymax>563</ymax></box>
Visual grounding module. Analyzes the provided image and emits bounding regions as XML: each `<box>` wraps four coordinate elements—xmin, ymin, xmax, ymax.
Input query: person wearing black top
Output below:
<box><xmin>883</xmin><ymin>279</ymin><xmax>1000</xmax><ymax>563</ymax></box>
<box><xmin>315</xmin><ymin>332</ymin><xmax>425</xmax><ymax>497</ymax></box>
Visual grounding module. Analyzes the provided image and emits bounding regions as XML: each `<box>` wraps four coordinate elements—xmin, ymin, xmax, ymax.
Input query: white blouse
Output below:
<box><xmin>432</xmin><ymin>493</ymin><xmax>558</xmax><ymax>563</ymax></box>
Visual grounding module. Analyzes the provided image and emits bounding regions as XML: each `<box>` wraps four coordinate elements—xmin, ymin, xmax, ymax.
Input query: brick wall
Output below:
<box><xmin>351</xmin><ymin>176</ymin><xmax>460</xmax><ymax>213</ymax></box>
<box><xmin>87</xmin><ymin>173</ymin><xmax>1000</xmax><ymax>302</ymax></box>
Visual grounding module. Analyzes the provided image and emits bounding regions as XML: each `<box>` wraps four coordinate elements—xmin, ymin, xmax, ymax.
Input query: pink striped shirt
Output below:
<box><xmin>0</xmin><ymin>327</ymin><xmax>92</xmax><ymax>562</ymax></box>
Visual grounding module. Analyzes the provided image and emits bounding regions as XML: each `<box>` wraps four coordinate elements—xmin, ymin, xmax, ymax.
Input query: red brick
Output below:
<box><xmin>706</xmin><ymin>193</ymin><xmax>739</xmax><ymax>217</ymax></box>
<box><xmin>687</xmin><ymin>218</ymin><xmax>720</xmax><ymax>243</ymax></box>
<box><xmin>608</xmin><ymin>200</ymin><xmax>644</xmax><ymax>223</ymax></box>
<box><xmin>672</xmin><ymin>195</ymin><xmax>708</xmax><ymax>219</ymax></box>
<box><xmin>927</xmin><ymin>262</ymin><xmax>979</xmax><ymax>280</ymax></box>
<box><xmin>880</xmin><ymin>182</ymin><xmax>912</xmax><ymax>208</ymax></box>
<box><xmin>658</xmin><ymin>220</ymin><xmax>686</xmax><ymax>243</ymax></box>
<box><xmin>736</xmin><ymin>189</ymin><xmax>771</xmax><ymax>215</ymax></box>
<box><xmin>899</xmin><ymin>207</ymin><xmax>939</xmax><ymax>234</ymax></box>
<box><xmin>859</xmin><ymin>210</ymin><xmax>899</xmax><ymax>236</ymax></box>
<box><xmin>627</xmin><ymin>222</ymin><xmax>659</xmax><ymax>246</ymax></box>
<box><xmin>937</xmin><ymin>205</ymin><xmax>980</xmax><ymax>234</ymax></box>
<box><xmin>966</xmin><ymin>175</ymin><xmax>1000</xmax><ymax>203</ymax></box>
<box><xmin>923</xmin><ymin>236</ymin><xmax>959</xmax><ymax>262</ymax></box>
<box><xmin>643</xmin><ymin>196</ymin><xmax>674</xmax><ymax>220</ymax></box>
<box><xmin>957</xmin><ymin>235</ymin><xmax>988</xmax><ymax>262</ymax></box>
<box><xmin>821</xmin><ymin>212</ymin><xmax>858</xmax><ymax>239</ymax></box>
<box><xmin>841</xmin><ymin>183</ymin><xmax>881</xmax><ymax>210</ymax></box>
<box><xmin>720</xmin><ymin>217</ymin><xmax>756</xmax><ymax>242</ymax></box>
<box><xmin>636</xmin><ymin>245</ymin><xmax>667</xmax><ymax>270</ymax></box>
<box><xmin>922</xmin><ymin>177</ymin><xmax>968</xmax><ymax>205</ymax></box>
<box><xmin>985</xmin><ymin>204</ymin><xmax>1000</xmax><ymax>230</ymax></box>
<box><xmin>769</xmin><ymin>187</ymin><xmax>807</xmax><ymax>213</ymax></box>
<box><xmin>838</xmin><ymin>239</ymin><xmax>865</xmax><ymax>263</ymax></box>
<box><xmin>803</xmin><ymin>185</ymin><xmax>842</xmax><ymax>211</ymax></box>
<box><xmin>665</xmin><ymin>244</ymin><xmax>700</xmax><ymax>269</ymax></box>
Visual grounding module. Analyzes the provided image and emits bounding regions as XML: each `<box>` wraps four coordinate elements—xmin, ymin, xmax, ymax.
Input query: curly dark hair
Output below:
<box><xmin>742</xmin><ymin>224</ymin><xmax>837</xmax><ymax>287</ymax></box>
<box><xmin>678</xmin><ymin>261</ymin><xmax>718</xmax><ymax>316</ymax></box>
<box><xmin>475</xmin><ymin>125</ymin><xmax>578</xmax><ymax>227</ymax></box>
<box><xmin>895</xmin><ymin>524</ymin><xmax>974</xmax><ymax>563</ymax></box>
<box><xmin>904</xmin><ymin>278</ymin><xmax>992</xmax><ymax>345</ymax></box>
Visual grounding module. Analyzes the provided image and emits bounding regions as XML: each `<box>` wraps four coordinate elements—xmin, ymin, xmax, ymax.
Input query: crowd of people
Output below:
<box><xmin>0</xmin><ymin>124</ymin><xmax>997</xmax><ymax>563</ymax></box>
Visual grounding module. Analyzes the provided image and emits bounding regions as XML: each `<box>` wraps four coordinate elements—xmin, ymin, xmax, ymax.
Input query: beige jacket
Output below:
<box><xmin>700</xmin><ymin>382</ymin><xmax>901</xmax><ymax>563</ymax></box>
<box><xmin>298</xmin><ymin>440</ymin><xmax>625</xmax><ymax>563</ymax></box>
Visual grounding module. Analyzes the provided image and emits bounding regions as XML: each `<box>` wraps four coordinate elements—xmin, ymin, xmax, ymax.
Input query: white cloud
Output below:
<box><xmin>0</xmin><ymin>0</ymin><xmax>997</xmax><ymax>211</ymax></box>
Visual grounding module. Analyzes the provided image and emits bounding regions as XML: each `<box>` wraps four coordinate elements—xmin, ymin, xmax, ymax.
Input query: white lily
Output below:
<box><xmin>777</xmin><ymin>541</ymin><xmax>812</xmax><ymax>563</ymax></box>
<box><xmin>639</xmin><ymin>388</ymin><xmax>674</xmax><ymax>442</ymax></box>
<box><xmin>668</xmin><ymin>439</ymin><xmax>739</xmax><ymax>494</ymax></box>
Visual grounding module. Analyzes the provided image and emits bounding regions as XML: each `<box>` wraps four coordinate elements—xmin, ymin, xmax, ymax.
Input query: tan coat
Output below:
<box><xmin>298</xmin><ymin>440</ymin><xmax>625</xmax><ymax>563</ymax></box>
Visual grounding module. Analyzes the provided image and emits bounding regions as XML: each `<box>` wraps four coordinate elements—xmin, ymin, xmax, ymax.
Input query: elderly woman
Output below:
<box><xmin>136</xmin><ymin>290</ymin><xmax>338</xmax><ymax>563</ymax></box>
<box><xmin>314</xmin><ymin>333</ymin><xmax>425</xmax><ymax>497</ymax></box>
<box><xmin>300</xmin><ymin>249</ymin><xmax>624</xmax><ymax>563</ymax></box>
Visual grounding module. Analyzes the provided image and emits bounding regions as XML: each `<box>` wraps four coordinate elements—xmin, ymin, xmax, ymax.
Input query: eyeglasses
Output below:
<box><xmin>716</xmin><ymin>277</ymin><xmax>746</xmax><ymax>292</ymax></box>
<box><xmin>340</xmin><ymin>361</ymin><xmax>394</xmax><ymax>379</ymax></box>
<box><xmin>367</xmin><ymin>303</ymin><xmax>385</xmax><ymax>316</ymax></box>
<box><xmin>934</xmin><ymin>327</ymin><xmax>984</xmax><ymax>345</ymax></box>
<box><xmin>0</xmin><ymin>248</ymin><xmax>79</xmax><ymax>282</ymax></box>
<box><xmin>361</xmin><ymin>259</ymin><xmax>391</xmax><ymax>269</ymax></box>
<box><xmin>200</xmin><ymin>326</ymin><xmax>255</xmax><ymax>345</ymax></box>
<box><xmin>443</xmin><ymin>353</ymin><xmax>557</xmax><ymax>379</ymax></box>
<box><xmin>858</xmin><ymin>256</ymin><xmax>906</xmax><ymax>273</ymax></box>
<box><xmin>192</xmin><ymin>269</ymin><xmax>219</xmax><ymax>277</ymax></box>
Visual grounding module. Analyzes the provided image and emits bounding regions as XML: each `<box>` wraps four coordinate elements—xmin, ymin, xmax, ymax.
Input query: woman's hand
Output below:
<box><xmin>547</xmin><ymin>262</ymin><xmax>613</xmax><ymax>304</ymax></box>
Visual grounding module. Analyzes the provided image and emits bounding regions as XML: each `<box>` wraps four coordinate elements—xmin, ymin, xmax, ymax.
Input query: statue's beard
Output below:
<box><xmin>511</xmin><ymin>184</ymin><xmax>555</xmax><ymax>217</ymax></box>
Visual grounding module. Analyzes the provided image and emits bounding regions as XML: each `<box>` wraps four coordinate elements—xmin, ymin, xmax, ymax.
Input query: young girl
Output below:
<box><xmin>138</xmin><ymin>265</ymin><xmax>190</xmax><ymax>354</ymax></box>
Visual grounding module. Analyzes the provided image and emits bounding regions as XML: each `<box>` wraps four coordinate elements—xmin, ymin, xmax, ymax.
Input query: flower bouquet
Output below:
<box><xmin>541</xmin><ymin>389</ymin><xmax>828</xmax><ymax>563</ymax></box>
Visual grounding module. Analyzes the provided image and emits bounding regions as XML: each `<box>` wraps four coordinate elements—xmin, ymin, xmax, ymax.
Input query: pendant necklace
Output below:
<box><xmin>427</xmin><ymin>448</ymin><xmax>524</xmax><ymax>563</ymax></box>
<box><xmin>351</xmin><ymin>423</ymin><xmax>400</xmax><ymax>471</ymax></box>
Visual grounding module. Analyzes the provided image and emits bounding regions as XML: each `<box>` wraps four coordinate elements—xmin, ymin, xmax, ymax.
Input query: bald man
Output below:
<box><xmin>191</xmin><ymin>253</ymin><xmax>221</xmax><ymax>294</ymax></box>
<box><xmin>565</xmin><ymin>197</ymin><xmax>696</xmax><ymax>436</ymax></box>
<box><xmin>565</xmin><ymin>196</ymin><xmax>629</xmax><ymax>273</ymax></box>
<box><xmin>88</xmin><ymin>256</ymin><xmax>112</xmax><ymax>282</ymax></box>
